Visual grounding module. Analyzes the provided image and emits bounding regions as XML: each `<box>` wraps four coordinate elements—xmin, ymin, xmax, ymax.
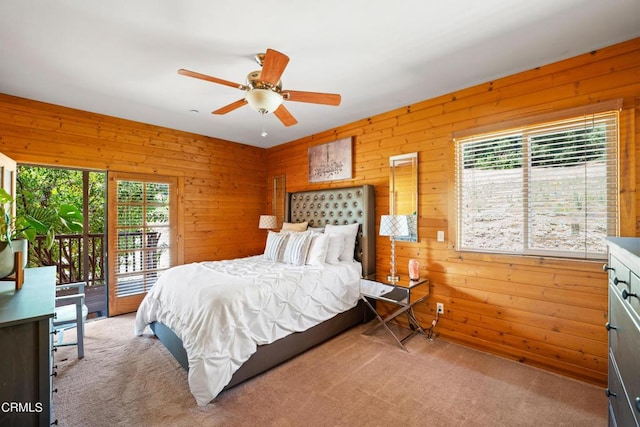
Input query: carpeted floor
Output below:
<box><xmin>53</xmin><ymin>314</ymin><xmax>607</xmax><ymax>427</ymax></box>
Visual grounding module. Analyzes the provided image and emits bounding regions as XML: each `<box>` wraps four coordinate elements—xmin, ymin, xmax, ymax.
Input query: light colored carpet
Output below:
<box><xmin>53</xmin><ymin>314</ymin><xmax>607</xmax><ymax>427</ymax></box>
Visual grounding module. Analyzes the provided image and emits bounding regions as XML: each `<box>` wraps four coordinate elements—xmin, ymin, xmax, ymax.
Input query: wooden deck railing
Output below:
<box><xmin>30</xmin><ymin>233</ymin><xmax>105</xmax><ymax>287</ymax></box>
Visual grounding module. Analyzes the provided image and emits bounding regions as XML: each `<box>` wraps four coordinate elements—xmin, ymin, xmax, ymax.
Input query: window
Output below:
<box><xmin>455</xmin><ymin>110</ymin><xmax>618</xmax><ymax>259</ymax></box>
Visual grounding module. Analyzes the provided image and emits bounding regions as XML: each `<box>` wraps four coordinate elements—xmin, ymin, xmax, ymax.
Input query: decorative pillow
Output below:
<box><xmin>306</xmin><ymin>232</ymin><xmax>329</xmax><ymax>266</ymax></box>
<box><xmin>282</xmin><ymin>231</ymin><xmax>313</xmax><ymax>266</ymax></box>
<box><xmin>264</xmin><ymin>231</ymin><xmax>289</xmax><ymax>261</ymax></box>
<box><xmin>325</xmin><ymin>233</ymin><xmax>345</xmax><ymax>264</ymax></box>
<box><xmin>325</xmin><ymin>223</ymin><xmax>359</xmax><ymax>262</ymax></box>
<box><xmin>281</xmin><ymin>221</ymin><xmax>308</xmax><ymax>232</ymax></box>
<box><xmin>308</xmin><ymin>226</ymin><xmax>325</xmax><ymax>233</ymax></box>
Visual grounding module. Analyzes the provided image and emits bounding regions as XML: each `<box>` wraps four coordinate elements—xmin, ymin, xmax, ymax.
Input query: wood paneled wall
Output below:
<box><xmin>267</xmin><ymin>37</ymin><xmax>640</xmax><ymax>386</ymax></box>
<box><xmin>0</xmin><ymin>94</ymin><xmax>268</xmax><ymax>263</ymax></box>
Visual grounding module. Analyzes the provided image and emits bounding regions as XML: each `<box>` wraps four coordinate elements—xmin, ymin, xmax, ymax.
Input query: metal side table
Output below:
<box><xmin>360</xmin><ymin>276</ymin><xmax>430</xmax><ymax>351</ymax></box>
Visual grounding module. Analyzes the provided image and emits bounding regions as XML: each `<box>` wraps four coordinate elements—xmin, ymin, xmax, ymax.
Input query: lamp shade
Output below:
<box><xmin>258</xmin><ymin>215</ymin><xmax>278</xmax><ymax>229</ymax></box>
<box><xmin>245</xmin><ymin>89</ymin><xmax>283</xmax><ymax>114</ymax></box>
<box><xmin>379</xmin><ymin>215</ymin><xmax>410</xmax><ymax>237</ymax></box>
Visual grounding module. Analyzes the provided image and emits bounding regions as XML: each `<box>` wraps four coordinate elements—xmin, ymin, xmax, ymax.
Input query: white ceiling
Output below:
<box><xmin>1</xmin><ymin>1</ymin><xmax>638</xmax><ymax>149</ymax></box>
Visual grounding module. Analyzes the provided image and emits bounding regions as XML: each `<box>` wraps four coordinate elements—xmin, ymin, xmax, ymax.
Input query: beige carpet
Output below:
<box><xmin>53</xmin><ymin>314</ymin><xmax>607</xmax><ymax>427</ymax></box>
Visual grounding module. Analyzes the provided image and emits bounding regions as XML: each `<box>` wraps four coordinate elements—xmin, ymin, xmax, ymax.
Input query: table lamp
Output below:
<box><xmin>258</xmin><ymin>215</ymin><xmax>278</xmax><ymax>230</ymax></box>
<box><xmin>379</xmin><ymin>215</ymin><xmax>409</xmax><ymax>284</ymax></box>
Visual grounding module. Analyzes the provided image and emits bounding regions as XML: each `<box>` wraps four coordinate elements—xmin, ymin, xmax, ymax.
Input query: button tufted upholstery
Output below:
<box><xmin>286</xmin><ymin>185</ymin><xmax>375</xmax><ymax>276</ymax></box>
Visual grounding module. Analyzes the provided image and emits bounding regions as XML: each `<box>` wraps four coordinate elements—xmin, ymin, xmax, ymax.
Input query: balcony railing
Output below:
<box><xmin>30</xmin><ymin>233</ymin><xmax>105</xmax><ymax>287</ymax></box>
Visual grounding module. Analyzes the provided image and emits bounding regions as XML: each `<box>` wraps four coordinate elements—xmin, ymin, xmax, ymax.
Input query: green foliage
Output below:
<box><xmin>16</xmin><ymin>166</ymin><xmax>105</xmax><ymax>233</ymax></box>
<box><xmin>462</xmin><ymin>136</ymin><xmax>523</xmax><ymax>170</ymax></box>
<box><xmin>463</xmin><ymin>125</ymin><xmax>607</xmax><ymax>171</ymax></box>
<box><xmin>0</xmin><ymin>188</ymin><xmax>31</xmax><ymax>243</ymax></box>
<box><xmin>530</xmin><ymin>126</ymin><xmax>606</xmax><ymax>167</ymax></box>
<box><xmin>0</xmin><ymin>187</ymin><xmax>84</xmax><ymax>249</ymax></box>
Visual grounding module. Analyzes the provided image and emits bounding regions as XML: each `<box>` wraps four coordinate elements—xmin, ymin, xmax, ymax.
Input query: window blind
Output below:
<box><xmin>455</xmin><ymin>110</ymin><xmax>618</xmax><ymax>259</ymax></box>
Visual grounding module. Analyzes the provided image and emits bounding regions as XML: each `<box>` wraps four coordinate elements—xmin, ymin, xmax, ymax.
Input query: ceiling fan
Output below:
<box><xmin>178</xmin><ymin>49</ymin><xmax>341</xmax><ymax>127</ymax></box>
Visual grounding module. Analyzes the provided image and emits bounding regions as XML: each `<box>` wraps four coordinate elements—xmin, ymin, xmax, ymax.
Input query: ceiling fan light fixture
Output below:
<box><xmin>245</xmin><ymin>89</ymin><xmax>283</xmax><ymax>114</ymax></box>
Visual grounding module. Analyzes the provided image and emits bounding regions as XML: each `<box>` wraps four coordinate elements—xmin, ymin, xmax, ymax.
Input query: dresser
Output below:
<box><xmin>605</xmin><ymin>238</ymin><xmax>640</xmax><ymax>426</ymax></box>
<box><xmin>0</xmin><ymin>266</ymin><xmax>56</xmax><ymax>427</ymax></box>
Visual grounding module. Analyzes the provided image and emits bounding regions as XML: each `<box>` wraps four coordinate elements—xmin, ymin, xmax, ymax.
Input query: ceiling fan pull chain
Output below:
<box><xmin>261</xmin><ymin>113</ymin><xmax>268</xmax><ymax>138</ymax></box>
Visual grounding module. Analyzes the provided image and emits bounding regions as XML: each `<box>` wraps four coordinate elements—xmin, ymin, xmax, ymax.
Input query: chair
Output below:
<box><xmin>53</xmin><ymin>282</ymin><xmax>88</xmax><ymax>359</ymax></box>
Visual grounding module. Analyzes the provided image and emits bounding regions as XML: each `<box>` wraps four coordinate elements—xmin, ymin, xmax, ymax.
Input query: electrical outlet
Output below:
<box><xmin>436</xmin><ymin>302</ymin><xmax>444</xmax><ymax>314</ymax></box>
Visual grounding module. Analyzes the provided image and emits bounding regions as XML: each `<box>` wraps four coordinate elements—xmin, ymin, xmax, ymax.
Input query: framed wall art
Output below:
<box><xmin>308</xmin><ymin>137</ymin><xmax>352</xmax><ymax>183</ymax></box>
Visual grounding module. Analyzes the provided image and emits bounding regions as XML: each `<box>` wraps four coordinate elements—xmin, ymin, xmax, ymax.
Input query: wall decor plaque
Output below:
<box><xmin>308</xmin><ymin>137</ymin><xmax>352</xmax><ymax>183</ymax></box>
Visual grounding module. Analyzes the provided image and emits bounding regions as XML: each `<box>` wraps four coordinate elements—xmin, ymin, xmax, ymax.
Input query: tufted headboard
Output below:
<box><xmin>285</xmin><ymin>185</ymin><xmax>375</xmax><ymax>277</ymax></box>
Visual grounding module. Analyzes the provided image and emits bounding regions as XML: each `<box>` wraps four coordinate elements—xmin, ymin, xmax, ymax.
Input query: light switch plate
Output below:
<box><xmin>437</xmin><ymin>230</ymin><xmax>445</xmax><ymax>242</ymax></box>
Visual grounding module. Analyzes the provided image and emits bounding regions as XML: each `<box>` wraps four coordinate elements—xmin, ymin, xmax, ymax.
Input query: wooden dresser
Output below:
<box><xmin>0</xmin><ymin>266</ymin><xmax>56</xmax><ymax>427</ymax></box>
<box><xmin>605</xmin><ymin>238</ymin><xmax>640</xmax><ymax>426</ymax></box>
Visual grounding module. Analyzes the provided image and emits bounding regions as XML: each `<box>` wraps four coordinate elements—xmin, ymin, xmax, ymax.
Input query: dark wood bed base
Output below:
<box><xmin>150</xmin><ymin>184</ymin><xmax>376</xmax><ymax>392</ymax></box>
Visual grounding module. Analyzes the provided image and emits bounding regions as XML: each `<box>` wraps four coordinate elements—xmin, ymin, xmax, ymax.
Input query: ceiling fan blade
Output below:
<box><xmin>178</xmin><ymin>69</ymin><xmax>246</xmax><ymax>90</ymax></box>
<box><xmin>260</xmin><ymin>49</ymin><xmax>290</xmax><ymax>86</ymax></box>
<box><xmin>273</xmin><ymin>104</ymin><xmax>298</xmax><ymax>127</ymax></box>
<box><xmin>283</xmin><ymin>90</ymin><xmax>341</xmax><ymax>106</ymax></box>
<box><xmin>212</xmin><ymin>99</ymin><xmax>247</xmax><ymax>115</ymax></box>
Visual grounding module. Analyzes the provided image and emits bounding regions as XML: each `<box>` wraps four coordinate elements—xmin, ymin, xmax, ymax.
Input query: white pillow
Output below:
<box><xmin>283</xmin><ymin>231</ymin><xmax>313</xmax><ymax>266</ymax></box>
<box><xmin>264</xmin><ymin>231</ymin><xmax>289</xmax><ymax>261</ymax></box>
<box><xmin>325</xmin><ymin>223</ymin><xmax>359</xmax><ymax>262</ymax></box>
<box><xmin>306</xmin><ymin>232</ymin><xmax>329</xmax><ymax>266</ymax></box>
<box><xmin>325</xmin><ymin>233</ymin><xmax>345</xmax><ymax>264</ymax></box>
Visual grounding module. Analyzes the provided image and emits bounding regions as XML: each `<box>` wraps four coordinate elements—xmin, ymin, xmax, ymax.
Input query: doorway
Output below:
<box><xmin>17</xmin><ymin>165</ymin><xmax>107</xmax><ymax>317</ymax></box>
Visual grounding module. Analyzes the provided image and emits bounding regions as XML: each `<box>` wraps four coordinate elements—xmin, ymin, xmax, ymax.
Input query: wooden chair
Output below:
<box><xmin>53</xmin><ymin>282</ymin><xmax>88</xmax><ymax>359</ymax></box>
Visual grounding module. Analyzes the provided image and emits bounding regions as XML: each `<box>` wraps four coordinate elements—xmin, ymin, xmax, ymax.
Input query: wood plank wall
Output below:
<box><xmin>267</xmin><ymin>37</ymin><xmax>640</xmax><ymax>386</ymax></box>
<box><xmin>0</xmin><ymin>95</ymin><xmax>268</xmax><ymax>263</ymax></box>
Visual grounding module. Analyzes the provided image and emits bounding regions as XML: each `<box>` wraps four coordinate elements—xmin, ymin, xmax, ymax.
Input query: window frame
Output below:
<box><xmin>454</xmin><ymin>107</ymin><xmax>620</xmax><ymax>260</ymax></box>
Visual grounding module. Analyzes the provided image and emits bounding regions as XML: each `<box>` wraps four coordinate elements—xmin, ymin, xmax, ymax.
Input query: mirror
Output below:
<box><xmin>273</xmin><ymin>175</ymin><xmax>286</xmax><ymax>229</ymax></box>
<box><xmin>389</xmin><ymin>152</ymin><xmax>418</xmax><ymax>242</ymax></box>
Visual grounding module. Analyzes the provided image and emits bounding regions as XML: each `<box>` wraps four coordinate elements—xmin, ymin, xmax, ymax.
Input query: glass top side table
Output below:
<box><xmin>360</xmin><ymin>276</ymin><xmax>430</xmax><ymax>351</ymax></box>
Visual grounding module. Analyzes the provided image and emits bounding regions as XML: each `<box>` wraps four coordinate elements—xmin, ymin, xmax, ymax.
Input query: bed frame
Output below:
<box><xmin>150</xmin><ymin>184</ymin><xmax>376</xmax><ymax>390</ymax></box>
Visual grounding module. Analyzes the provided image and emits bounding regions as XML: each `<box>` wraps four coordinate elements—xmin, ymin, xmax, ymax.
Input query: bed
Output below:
<box><xmin>134</xmin><ymin>185</ymin><xmax>375</xmax><ymax>406</ymax></box>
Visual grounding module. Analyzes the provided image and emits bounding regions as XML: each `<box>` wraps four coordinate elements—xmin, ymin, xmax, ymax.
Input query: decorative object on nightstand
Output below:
<box><xmin>409</xmin><ymin>258</ymin><xmax>420</xmax><ymax>281</ymax></box>
<box><xmin>379</xmin><ymin>215</ymin><xmax>409</xmax><ymax>284</ymax></box>
<box><xmin>258</xmin><ymin>215</ymin><xmax>278</xmax><ymax>230</ymax></box>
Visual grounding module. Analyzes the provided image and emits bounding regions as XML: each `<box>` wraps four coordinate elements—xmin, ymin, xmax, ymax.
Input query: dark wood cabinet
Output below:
<box><xmin>605</xmin><ymin>238</ymin><xmax>640</xmax><ymax>427</ymax></box>
<box><xmin>0</xmin><ymin>266</ymin><xmax>56</xmax><ymax>427</ymax></box>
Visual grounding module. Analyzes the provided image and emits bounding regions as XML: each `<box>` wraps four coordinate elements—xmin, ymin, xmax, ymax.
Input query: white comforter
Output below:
<box><xmin>134</xmin><ymin>255</ymin><xmax>361</xmax><ymax>406</ymax></box>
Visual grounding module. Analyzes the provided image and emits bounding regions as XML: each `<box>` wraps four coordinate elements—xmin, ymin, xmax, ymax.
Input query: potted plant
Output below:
<box><xmin>0</xmin><ymin>187</ymin><xmax>83</xmax><ymax>278</ymax></box>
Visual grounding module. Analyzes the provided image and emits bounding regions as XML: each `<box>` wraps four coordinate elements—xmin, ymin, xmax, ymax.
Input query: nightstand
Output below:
<box><xmin>360</xmin><ymin>276</ymin><xmax>430</xmax><ymax>351</ymax></box>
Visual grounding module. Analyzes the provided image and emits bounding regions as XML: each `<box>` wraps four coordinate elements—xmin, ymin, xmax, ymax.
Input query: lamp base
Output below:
<box><xmin>386</xmin><ymin>274</ymin><xmax>400</xmax><ymax>284</ymax></box>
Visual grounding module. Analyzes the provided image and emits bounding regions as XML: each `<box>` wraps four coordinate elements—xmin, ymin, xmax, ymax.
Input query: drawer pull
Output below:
<box><xmin>622</xmin><ymin>289</ymin><xmax>638</xmax><ymax>300</ymax></box>
<box><xmin>603</xmin><ymin>264</ymin><xmax>614</xmax><ymax>272</ymax></box>
<box><xmin>605</xmin><ymin>322</ymin><xmax>617</xmax><ymax>331</ymax></box>
<box><xmin>614</xmin><ymin>277</ymin><xmax>628</xmax><ymax>286</ymax></box>
<box><xmin>606</xmin><ymin>388</ymin><xmax>617</xmax><ymax>398</ymax></box>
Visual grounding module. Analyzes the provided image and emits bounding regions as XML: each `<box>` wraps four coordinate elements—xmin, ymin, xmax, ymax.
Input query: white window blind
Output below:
<box><xmin>455</xmin><ymin>110</ymin><xmax>618</xmax><ymax>259</ymax></box>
